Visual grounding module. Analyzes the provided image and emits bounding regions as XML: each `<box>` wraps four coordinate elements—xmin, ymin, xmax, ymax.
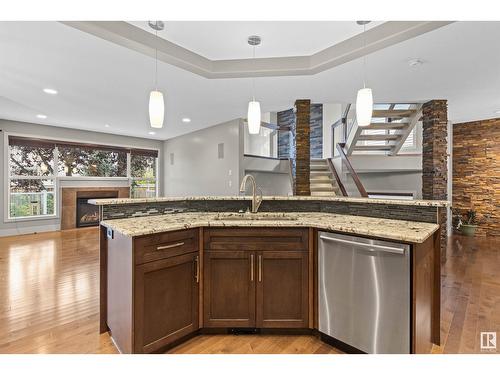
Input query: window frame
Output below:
<box><xmin>4</xmin><ymin>132</ymin><xmax>160</xmax><ymax>222</ymax></box>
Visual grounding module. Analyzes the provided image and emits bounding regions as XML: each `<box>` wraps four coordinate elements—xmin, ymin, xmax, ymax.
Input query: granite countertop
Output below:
<box><xmin>100</xmin><ymin>212</ymin><xmax>440</xmax><ymax>243</ymax></box>
<box><xmin>89</xmin><ymin>195</ymin><xmax>450</xmax><ymax>207</ymax></box>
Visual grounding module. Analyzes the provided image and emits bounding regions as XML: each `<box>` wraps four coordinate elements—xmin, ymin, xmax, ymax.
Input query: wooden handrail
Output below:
<box><xmin>326</xmin><ymin>158</ymin><xmax>348</xmax><ymax>197</ymax></box>
<box><xmin>336</xmin><ymin>143</ymin><xmax>368</xmax><ymax>198</ymax></box>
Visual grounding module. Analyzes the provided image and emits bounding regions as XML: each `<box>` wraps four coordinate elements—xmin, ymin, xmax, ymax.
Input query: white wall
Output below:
<box><xmin>345</xmin><ymin>171</ymin><xmax>423</xmax><ymax>199</ymax></box>
<box><xmin>322</xmin><ymin>103</ymin><xmax>342</xmax><ymax>159</ymax></box>
<box><xmin>163</xmin><ymin>119</ymin><xmax>242</xmax><ymax>196</ymax></box>
<box><xmin>0</xmin><ymin>119</ymin><xmax>163</xmax><ymax>236</ymax></box>
<box><xmin>242</xmin><ymin>155</ymin><xmax>292</xmax><ymax>196</ymax></box>
<box><xmin>335</xmin><ymin>154</ymin><xmax>423</xmax><ymax>199</ymax></box>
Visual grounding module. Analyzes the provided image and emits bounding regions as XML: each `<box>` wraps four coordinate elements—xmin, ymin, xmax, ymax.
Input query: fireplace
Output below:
<box><xmin>76</xmin><ymin>192</ymin><xmax>118</xmax><ymax>228</ymax></box>
<box><xmin>76</xmin><ymin>198</ymin><xmax>99</xmax><ymax>227</ymax></box>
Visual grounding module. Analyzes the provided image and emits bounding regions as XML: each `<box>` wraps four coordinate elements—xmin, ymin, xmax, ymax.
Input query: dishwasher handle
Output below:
<box><xmin>319</xmin><ymin>235</ymin><xmax>406</xmax><ymax>255</ymax></box>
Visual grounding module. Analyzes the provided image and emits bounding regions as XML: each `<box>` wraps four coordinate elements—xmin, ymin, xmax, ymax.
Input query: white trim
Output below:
<box><xmin>63</xmin><ymin>21</ymin><xmax>452</xmax><ymax>79</ymax></box>
<box><xmin>0</xmin><ymin>224</ymin><xmax>60</xmax><ymax>238</ymax></box>
<box><xmin>4</xmin><ymin>213</ymin><xmax>57</xmax><ymax>223</ymax></box>
<box><xmin>57</xmin><ymin>176</ymin><xmax>130</xmax><ymax>181</ymax></box>
<box><xmin>5</xmin><ymin>130</ymin><xmax>161</xmax><ymax>153</ymax></box>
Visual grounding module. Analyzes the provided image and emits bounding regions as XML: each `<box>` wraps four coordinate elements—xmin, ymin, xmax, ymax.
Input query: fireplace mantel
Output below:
<box><xmin>61</xmin><ymin>187</ymin><xmax>129</xmax><ymax>230</ymax></box>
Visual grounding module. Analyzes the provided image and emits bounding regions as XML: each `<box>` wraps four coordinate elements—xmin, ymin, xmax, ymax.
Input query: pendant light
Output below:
<box><xmin>356</xmin><ymin>21</ymin><xmax>373</xmax><ymax>127</ymax></box>
<box><xmin>247</xmin><ymin>35</ymin><xmax>261</xmax><ymax>135</ymax></box>
<box><xmin>148</xmin><ymin>21</ymin><xmax>165</xmax><ymax>129</ymax></box>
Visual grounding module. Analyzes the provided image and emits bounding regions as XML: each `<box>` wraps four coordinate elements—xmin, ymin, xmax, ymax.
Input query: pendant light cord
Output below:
<box><xmin>155</xmin><ymin>26</ymin><xmax>158</xmax><ymax>90</ymax></box>
<box><xmin>363</xmin><ymin>23</ymin><xmax>366</xmax><ymax>89</ymax></box>
<box><xmin>252</xmin><ymin>44</ymin><xmax>256</xmax><ymax>101</ymax></box>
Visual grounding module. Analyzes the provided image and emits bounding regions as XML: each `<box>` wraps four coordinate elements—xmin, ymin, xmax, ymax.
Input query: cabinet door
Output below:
<box><xmin>203</xmin><ymin>251</ymin><xmax>256</xmax><ymax>327</ymax></box>
<box><xmin>256</xmin><ymin>251</ymin><xmax>309</xmax><ymax>328</ymax></box>
<box><xmin>134</xmin><ymin>252</ymin><xmax>199</xmax><ymax>353</ymax></box>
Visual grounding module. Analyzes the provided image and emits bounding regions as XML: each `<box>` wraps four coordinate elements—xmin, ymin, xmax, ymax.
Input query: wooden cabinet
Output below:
<box><xmin>203</xmin><ymin>228</ymin><xmax>309</xmax><ymax>329</ymax></box>
<box><xmin>203</xmin><ymin>250</ymin><xmax>256</xmax><ymax>327</ymax></box>
<box><xmin>256</xmin><ymin>251</ymin><xmax>309</xmax><ymax>328</ymax></box>
<box><xmin>134</xmin><ymin>251</ymin><xmax>199</xmax><ymax>353</ymax></box>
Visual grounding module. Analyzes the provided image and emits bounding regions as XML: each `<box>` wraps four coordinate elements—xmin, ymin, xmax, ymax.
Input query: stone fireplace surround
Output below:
<box><xmin>61</xmin><ymin>187</ymin><xmax>129</xmax><ymax>230</ymax></box>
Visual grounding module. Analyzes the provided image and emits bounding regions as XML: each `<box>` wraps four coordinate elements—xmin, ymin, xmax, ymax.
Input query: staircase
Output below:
<box><xmin>310</xmin><ymin>159</ymin><xmax>342</xmax><ymax>196</ymax></box>
<box><xmin>345</xmin><ymin>103</ymin><xmax>423</xmax><ymax>156</ymax></box>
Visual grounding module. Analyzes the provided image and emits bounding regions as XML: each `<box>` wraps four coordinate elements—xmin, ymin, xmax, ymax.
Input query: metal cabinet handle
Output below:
<box><xmin>258</xmin><ymin>255</ymin><xmax>262</xmax><ymax>282</ymax></box>
<box><xmin>250</xmin><ymin>254</ymin><xmax>254</xmax><ymax>281</ymax></box>
<box><xmin>194</xmin><ymin>255</ymin><xmax>200</xmax><ymax>283</ymax></box>
<box><xmin>319</xmin><ymin>236</ymin><xmax>405</xmax><ymax>255</ymax></box>
<box><xmin>156</xmin><ymin>242</ymin><xmax>184</xmax><ymax>251</ymax></box>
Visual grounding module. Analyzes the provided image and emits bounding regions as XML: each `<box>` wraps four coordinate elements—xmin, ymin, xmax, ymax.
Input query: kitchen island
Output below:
<box><xmin>95</xmin><ymin>199</ymin><xmax>445</xmax><ymax>354</ymax></box>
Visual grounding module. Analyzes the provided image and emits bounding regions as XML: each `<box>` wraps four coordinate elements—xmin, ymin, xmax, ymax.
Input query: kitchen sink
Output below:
<box><xmin>213</xmin><ymin>213</ymin><xmax>298</xmax><ymax>221</ymax></box>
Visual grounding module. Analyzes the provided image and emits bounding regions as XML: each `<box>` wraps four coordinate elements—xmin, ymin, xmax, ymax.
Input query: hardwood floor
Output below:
<box><xmin>167</xmin><ymin>334</ymin><xmax>341</xmax><ymax>354</ymax></box>
<box><xmin>0</xmin><ymin>228</ymin><xmax>498</xmax><ymax>354</ymax></box>
<box><xmin>432</xmin><ymin>234</ymin><xmax>500</xmax><ymax>354</ymax></box>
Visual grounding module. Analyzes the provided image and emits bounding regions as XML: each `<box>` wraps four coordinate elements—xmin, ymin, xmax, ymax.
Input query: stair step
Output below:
<box><xmin>357</xmin><ymin>134</ymin><xmax>401</xmax><ymax>141</ymax></box>
<box><xmin>310</xmin><ymin>176</ymin><xmax>333</xmax><ymax>182</ymax></box>
<box><xmin>310</xmin><ymin>170</ymin><xmax>331</xmax><ymax>177</ymax></box>
<box><xmin>310</xmin><ymin>159</ymin><xmax>327</xmax><ymax>164</ymax></box>
<box><xmin>310</xmin><ymin>183</ymin><xmax>335</xmax><ymax>190</ymax></box>
<box><xmin>353</xmin><ymin>145</ymin><xmax>393</xmax><ymax>151</ymax></box>
<box><xmin>310</xmin><ymin>165</ymin><xmax>330</xmax><ymax>172</ymax></box>
<box><xmin>372</xmin><ymin>109</ymin><xmax>416</xmax><ymax>118</ymax></box>
<box><xmin>363</xmin><ymin>123</ymin><xmax>409</xmax><ymax>130</ymax></box>
<box><xmin>311</xmin><ymin>191</ymin><xmax>337</xmax><ymax>197</ymax></box>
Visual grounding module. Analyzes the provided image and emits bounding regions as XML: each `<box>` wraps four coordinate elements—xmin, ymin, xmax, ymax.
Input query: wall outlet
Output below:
<box><xmin>228</xmin><ymin>180</ymin><xmax>232</xmax><ymax>187</ymax></box>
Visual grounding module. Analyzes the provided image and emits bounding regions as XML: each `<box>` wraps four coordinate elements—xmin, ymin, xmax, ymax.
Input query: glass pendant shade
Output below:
<box><xmin>247</xmin><ymin>100</ymin><xmax>261</xmax><ymax>134</ymax></box>
<box><xmin>149</xmin><ymin>90</ymin><xmax>164</xmax><ymax>128</ymax></box>
<box><xmin>356</xmin><ymin>87</ymin><xmax>373</xmax><ymax>127</ymax></box>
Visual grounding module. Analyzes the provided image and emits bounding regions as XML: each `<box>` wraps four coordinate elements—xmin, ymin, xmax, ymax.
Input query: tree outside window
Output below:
<box><xmin>130</xmin><ymin>153</ymin><xmax>157</xmax><ymax>198</ymax></box>
<box><xmin>8</xmin><ymin>143</ymin><xmax>56</xmax><ymax>218</ymax></box>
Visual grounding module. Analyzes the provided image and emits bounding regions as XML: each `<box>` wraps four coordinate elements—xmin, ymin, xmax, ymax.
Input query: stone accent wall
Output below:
<box><xmin>453</xmin><ymin>118</ymin><xmax>500</xmax><ymax>236</ymax></box>
<box><xmin>294</xmin><ymin>100</ymin><xmax>311</xmax><ymax>195</ymax></box>
<box><xmin>101</xmin><ymin>199</ymin><xmax>439</xmax><ymax>225</ymax></box>
<box><xmin>277</xmin><ymin>104</ymin><xmax>323</xmax><ymax>160</ymax></box>
<box><xmin>422</xmin><ymin>100</ymin><xmax>448</xmax><ymax>260</ymax></box>
<box><xmin>310</xmin><ymin>104</ymin><xmax>323</xmax><ymax>159</ymax></box>
<box><xmin>277</xmin><ymin>109</ymin><xmax>294</xmax><ymax>159</ymax></box>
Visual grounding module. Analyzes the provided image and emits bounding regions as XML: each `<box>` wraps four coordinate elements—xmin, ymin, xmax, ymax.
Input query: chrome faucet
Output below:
<box><xmin>239</xmin><ymin>174</ymin><xmax>263</xmax><ymax>213</ymax></box>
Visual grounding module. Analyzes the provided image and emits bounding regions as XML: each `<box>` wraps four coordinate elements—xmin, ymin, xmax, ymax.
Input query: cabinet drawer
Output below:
<box><xmin>204</xmin><ymin>227</ymin><xmax>308</xmax><ymax>251</ymax></box>
<box><xmin>134</xmin><ymin>229</ymin><xmax>198</xmax><ymax>265</ymax></box>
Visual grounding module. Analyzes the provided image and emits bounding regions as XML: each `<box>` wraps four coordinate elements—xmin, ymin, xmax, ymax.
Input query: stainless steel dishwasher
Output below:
<box><xmin>318</xmin><ymin>231</ymin><xmax>410</xmax><ymax>354</ymax></box>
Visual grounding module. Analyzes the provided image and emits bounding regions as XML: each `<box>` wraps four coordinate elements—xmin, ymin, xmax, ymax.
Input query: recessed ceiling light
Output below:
<box><xmin>182</xmin><ymin>117</ymin><xmax>191</xmax><ymax>123</ymax></box>
<box><xmin>104</xmin><ymin>124</ymin><xmax>110</xmax><ymax>128</ymax></box>
<box><xmin>495</xmin><ymin>110</ymin><xmax>500</xmax><ymax>114</ymax></box>
<box><xmin>36</xmin><ymin>114</ymin><xmax>47</xmax><ymax>119</ymax></box>
<box><xmin>148</xmin><ymin>131</ymin><xmax>156</xmax><ymax>135</ymax></box>
<box><xmin>43</xmin><ymin>88</ymin><xmax>58</xmax><ymax>95</ymax></box>
<box><xmin>408</xmin><ymin>58</ymin><xmax>424</xmax><ymax>67</ymax></box>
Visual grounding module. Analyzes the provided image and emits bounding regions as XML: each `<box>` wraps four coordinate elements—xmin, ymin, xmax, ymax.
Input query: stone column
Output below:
<box><xmin>422</xmin><ymin>99</ymin><xmax>448</xmax><ymax>262</ymax></box>
<box><xmin>293</xmin><ymin>99</ymin><xmax>311</xmax><ymax>195</ymax></box>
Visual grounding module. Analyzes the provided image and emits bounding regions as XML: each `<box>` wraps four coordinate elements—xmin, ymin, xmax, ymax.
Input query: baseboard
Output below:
<box><xmin>0</xmin><ymin>224</ymin><xmax>60</xmax><ymax>237</ymax></box>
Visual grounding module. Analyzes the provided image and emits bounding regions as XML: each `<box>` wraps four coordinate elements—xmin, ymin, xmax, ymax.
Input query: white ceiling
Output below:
<box><xmin>128</xmin><ymin>21</ymin><xmax>381</xmax><ymax>60</ymax></box>
<box><xmin>1</xmin><ymin>21</ymin><xmax>500</xmax><ymax>141</ymax></box>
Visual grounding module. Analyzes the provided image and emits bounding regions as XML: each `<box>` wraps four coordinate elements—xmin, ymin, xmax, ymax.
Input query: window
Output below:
<box><xmin>130</xmin><ymin>150</ymin><xmax>158</xmax><ymax>198</ymax></box>
<box><xmin>57</xmin><ymin>145</ymin><xmax>127</xmax><ymax>177</ymax></box>
<box><xmin>6</xmin><ymin>136</ymin><xmax>159</xmax><ymax>220</ymax></box>
<box><xmin>8</xmin><ymin>138</ymin><xmax>56</xmax><ymax>219</ymax></box>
